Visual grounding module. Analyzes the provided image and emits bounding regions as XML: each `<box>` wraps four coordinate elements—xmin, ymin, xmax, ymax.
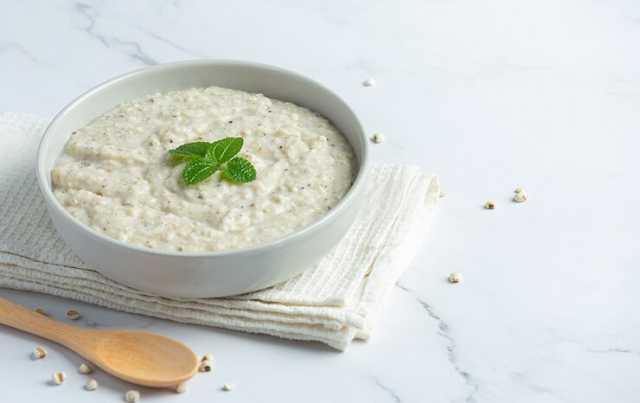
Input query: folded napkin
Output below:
<box><xmin>0</xmin><ymin>113</ymin><xmax>439</xmax><ymax>350</ymax></box>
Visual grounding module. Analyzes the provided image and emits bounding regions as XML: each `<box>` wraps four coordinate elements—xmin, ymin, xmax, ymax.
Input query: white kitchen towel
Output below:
<box><xmin>0</xmin><ymin>112</ymin><xmax>439</xmax><ymax>351</ymax></box>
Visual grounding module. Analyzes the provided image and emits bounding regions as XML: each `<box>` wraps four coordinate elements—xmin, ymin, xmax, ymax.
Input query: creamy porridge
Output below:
<box><xmin>51</xmin><ymin>86</ymin><xmax>357</xmax><ymax>252</ymax></box>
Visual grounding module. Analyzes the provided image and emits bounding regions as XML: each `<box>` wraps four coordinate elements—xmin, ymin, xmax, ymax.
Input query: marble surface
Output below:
<box><xmin>1</xmin><ymin>0</ymin><xmax>640</xmax><ymax>401</ymax></box>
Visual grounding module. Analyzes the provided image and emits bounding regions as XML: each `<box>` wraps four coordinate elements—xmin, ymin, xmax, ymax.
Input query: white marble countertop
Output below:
<box><xmin>2</xmin><ymin>0</ymin><xmax>640</xmax><ymax>402</ymax></box>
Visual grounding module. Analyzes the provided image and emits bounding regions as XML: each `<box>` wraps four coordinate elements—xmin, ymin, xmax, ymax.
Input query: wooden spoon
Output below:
<box><xmin>0</xmin><ymin>297</ymin><xmax>199</xmax><ymax>387</ymax></box>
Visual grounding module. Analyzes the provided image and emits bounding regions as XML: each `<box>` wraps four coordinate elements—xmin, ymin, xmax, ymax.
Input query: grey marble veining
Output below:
<box><xmin>396</xmin><ymin>283</ymin><xmax>478</xmax><ymax>403</ymax></box>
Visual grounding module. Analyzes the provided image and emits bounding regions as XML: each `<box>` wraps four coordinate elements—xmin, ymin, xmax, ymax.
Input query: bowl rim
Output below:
<box><xmin>36</xmin><ymin>59</ymin><xmax>370</xmax><ymax>258</ymax></box>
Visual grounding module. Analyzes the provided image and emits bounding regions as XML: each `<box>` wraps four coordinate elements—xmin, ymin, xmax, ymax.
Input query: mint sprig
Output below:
<box><xmin>170</xmin><ymin>137</ymin><xmax>257</xmax><ymax>185</ymax></box>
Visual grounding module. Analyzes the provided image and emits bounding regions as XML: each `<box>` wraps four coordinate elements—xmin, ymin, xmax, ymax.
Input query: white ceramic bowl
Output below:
<box><xmin>36</xmin><ymin>60</ymin><xmax>369</xmax><ymax>298</ymax></box>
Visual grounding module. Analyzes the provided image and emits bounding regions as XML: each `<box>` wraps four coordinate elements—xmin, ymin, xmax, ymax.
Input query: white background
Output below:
<box><xmin>1</xmin><ymin>0</ymin><xmax>640</xmax><ymax>402</ymax></box>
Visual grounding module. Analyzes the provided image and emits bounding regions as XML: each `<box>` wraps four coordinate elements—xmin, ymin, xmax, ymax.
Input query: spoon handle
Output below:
<box><xmin>0</xmin><ymin>297</ymin><xmax>96</xmax><ymax>352</ymax></box>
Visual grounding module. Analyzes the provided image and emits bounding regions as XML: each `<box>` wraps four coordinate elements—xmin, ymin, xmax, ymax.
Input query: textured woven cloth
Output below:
<box><xmin>0</xmin><ymin>113</ymin><xmax>439</xmax><ymax>350</ymax></box>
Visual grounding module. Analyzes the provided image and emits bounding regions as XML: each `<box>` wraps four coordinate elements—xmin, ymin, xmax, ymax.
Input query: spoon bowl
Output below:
<box><xmin>95</xmin><ymin>330</ymin><xmax>199</xmax><ymax>387</ymax></box>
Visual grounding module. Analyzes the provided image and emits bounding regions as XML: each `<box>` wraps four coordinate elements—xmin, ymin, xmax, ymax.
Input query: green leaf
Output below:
<box><xmin>169</xmin><ymin>142</ymin><xmax>210</xmax><ymax>162</ymax></box>
<box><xmin>182</xmin><ymin>158</ymin><xmax>221</xmax><ymax>185</ymax></box>
<box><xmin>168</xmin><ymin>138</ymin><xmax>256</xmax><ymax>187</ymax></box>
<box><xmin>207</xmin><ymin>137</ymin><xmax>243</xmax><ymax>164</ymax></box>
<box><xmin>223</xmin><ymin>157</ymin><xmax>257</xmax><ymax>183</ymax></box>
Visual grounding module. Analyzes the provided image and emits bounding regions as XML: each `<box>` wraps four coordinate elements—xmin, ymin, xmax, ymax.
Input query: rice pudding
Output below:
<box><xmin>51</xmin><ymin>86</ymin><xmax>357</xmax><ymax>252</ymax></box>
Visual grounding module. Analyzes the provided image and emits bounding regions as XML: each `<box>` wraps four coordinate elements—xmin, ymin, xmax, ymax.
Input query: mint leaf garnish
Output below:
<box><xmin>182</xmin><ymin>158</ymin><xmax>221</xmax><ymax>185</ymax></box>
<box><xmin>169</xmin><ymin>142</ymin><xmax>210</xmax><ymax>162</ymax></box>
<box><xmin>206</xmin><ymin>137</ymin><xmax>243</xmax><ymax>163</ymax></box>
<box><xmin>169</xmin><ymin>137</ymin><xmax>256</xmax><ymax>186</ymax></box>
<box><xmin>224</xmin><ymin>157</ymin><xmax>257</xmax><ymax>183</ymax></box>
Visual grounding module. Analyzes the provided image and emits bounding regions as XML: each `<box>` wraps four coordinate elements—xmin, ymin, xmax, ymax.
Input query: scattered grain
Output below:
<box><xmin>78</xmin><ymin>363</ymin><xmax>93</xmax><ymax>374</ymax></box>
<box><xmin>85</xmin><ymin>379</ymin><xmax>98</xmax><ymax>391</ymax></box>
<box><xmin>125</xmin><ymin>390</ymin><xmax>141</xmax><ymax>402</ymax></box>
<box><xmin>448</xmin><ymin>272</ymin><xmax>463</xmax><ymax>283</ymax></box>
<box><xmin>514</xmin><ymin>190</ymin><xmax>528</xmax><ymax>203</ymax></box>
<box><xmin>372</xmin><ymin>133</ymin><xmax>386</xmax><ymax>144</ymax></box>
<box><xmin>199</xmin><ymin>360</ymin><xmax>213</xmax><ymax>372</ymax></box>
<box><xmin>52</xmin><ymin>372</ymin><xmax>66</xmax><ymax>385</ymax></box>
<box><xmin>67</xmin><ymin>310</ymin><xmax>81</xmax><ymax>320</ymax></box>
